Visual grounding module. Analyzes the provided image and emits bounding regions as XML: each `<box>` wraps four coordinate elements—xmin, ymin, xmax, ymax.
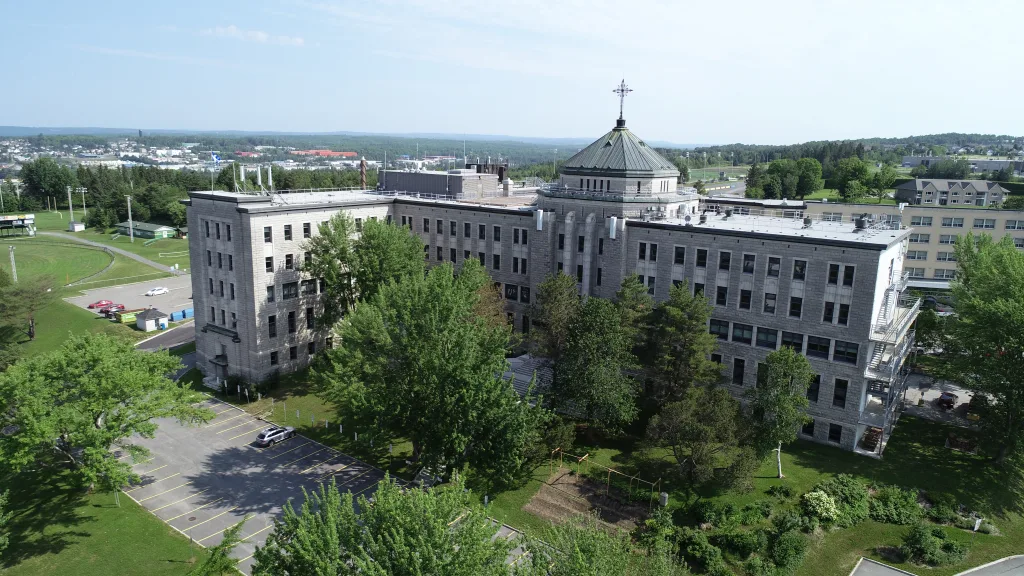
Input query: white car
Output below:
<box><xmin>145</xmin><ymin>287</ymin><xmax>169</xmax><ymax>296</ymax></box>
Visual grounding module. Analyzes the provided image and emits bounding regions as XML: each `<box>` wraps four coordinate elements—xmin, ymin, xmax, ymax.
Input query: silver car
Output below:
<box><xmin>255</xmin><ymin>426</ymin><xmax>295</xmax><ymax>447</ymax></box>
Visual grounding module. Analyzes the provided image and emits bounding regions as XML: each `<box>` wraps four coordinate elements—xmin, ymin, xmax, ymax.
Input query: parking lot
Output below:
<box><xmin>119</xmin><ymin>395</ymin><xmax>388</xmax><ymax>574</ymax></box>
<box><xmin>66</xmin><ymin>274</ymin><xmax>194</xmax><ymax>316</ymax></box>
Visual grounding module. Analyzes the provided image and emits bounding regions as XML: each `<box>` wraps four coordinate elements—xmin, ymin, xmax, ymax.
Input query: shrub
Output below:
<box><xmin>692</xmin><ymin>501</ymin><xmax>740</xmax><ymax>529</ymax></box>
<box><xmin>770</xmin><ymin>530</ymin><xmax>807</xmax><ymax>572</ymax></box>
<box><xmin>870</xmin><ymin>485</ymin><xmax>922</xmax><ymax>525</ymax></box>
<box><xmin>801</xmin><ymin>491</ymin><xmax>839</xmax><ymax>523</ymax></box>
<box><xmin>740</xmin><ymin>500</ymin><xmax>774</xmax><ymax>525</ymax></box>
<box><xmin>744</xmin><ymin>556</ymin><xmax>777</xmax><ymax>576</ymax></box>
<box><xmin>926</xmin><ymin>492</ymin><xmax>960</xmax><ymax>524</ymax></box>
<box><xmin>766</xmin><ymin>485</ymin><xmax>794</xmax><ymax>499</ymax></box>
<box><xmin>680</xmin><ymin>528</ymin><xmax>729</xmax><ymax>574</ymax></box>
<box><xmin>954</xmin><ymin>516</ymin><xmax>976</xmax><ymax>530</ymax></box>
<box><xmin>900</xmin><ymin>523</ymin><xmax>969</xmax><ymax>566</ymax></box>
<box><xmin>978</xmin><ymin>522</ymin><xmax>995</xmax><ymax>535</ymax></box>
<box><xmin>813</xmin><ymin>474</ymin><xmax>869</xmax><ymax>527</ymax></box>
<box><xmin>710</xmin><ymin>530</ymin><xmax>766</xmax><ymax>560</ymax></box>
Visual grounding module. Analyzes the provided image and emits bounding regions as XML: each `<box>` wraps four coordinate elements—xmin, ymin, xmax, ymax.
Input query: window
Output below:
<box><xmin>907</xmin><ymin>267</ymin><xmax>926</xmax><ymax>278</ymax></box>
<box><xmin>306</xmin><ymin>307</ymin><xmax>314</xmax><ymax>329</ymax></box>
<box><xmin>579</xmin><ymin>236</ymin><xmax>586</xmax><ymax>253</ymax></box>
<box><xmin>207</xmin><ymin>277</ymin><xmax>213</xmax><ymax>294</ymax></box>
<box><xmin>205</xmin><ymin>221</ymin><xmax>210</xmax><ymax>238</ymax></box>
<box><xmin>1006</xmin><ymin>220</ymin><xmax>1024</xmax><ymax>230</ymax></box>
<box><xmin>206</xmin><ymin>250</ymin><xmax>212</xmax><ymax>266</ymax></box>
<box><xmin>492</xmin><ymin>254</ymin><xmax>501</xmax><ymax>270</ymax></box>
<box><xmin>732</xmin><ymin>358</ymin><xmax>745</xmax><ymax>386</ymax></box>
<box><xmin>763</xmin><ymin>292</ymin><xmax>777</xmax><ymax>314</ymax></box>
<box><xmin>288</xmin><ymin>311</ymin><xmax>296</xmax><ymax>333</ymax></box>
<box><xmin>909</xmin><ymin>233</ymin><xmax>930</xmax><ymax>243</ymax></box>
<box><xmin>479</xmin><ymin>252</ymin><xmax>485</xmax><ymax>265</ymax></box>
<box><xmin>284</xmin><ymin>224</ymin><xmax>292</xmax><ymax>240</ymax></box>
<box><xmin>308</xmin><ymin>342</ymin><xmax>316</xmax><ymax>356</ymax></box>
<box><xmin>230</xmin><ymin>283</ymin><xmax>235</xmax><ymax>300</ymax></box>
<box><xmin>435</xmin><ymin>219</ymin><xmax>442</xmax><ymax>234</ymax></box>
<box><xmin>934</xmin><ymin>269</ymin><xmax>956</xmax><ymax>280</ymax></box>
<box><xmin>423</xmin><ymin>218</ymin><xmax>430</xmax><ymax>233</ymax></box>
<box><xmin>832</xmin><ymin>379</ymin><xmax>849</xmax><ymax>409</ymax></box>
<box><xmin>520</xmin><ymin>286</ymin><xmax>531</xmax><ymax>303</ymax></box>
<box><xmin>941</xmin><ymin>217</ymin><xmax>964</xmax><ymax>228</ymax></box>
<box><xmin>820</xmin><ymin>301</ymin><xmax>837</xmax><ymax>326</ymax></box>
<box><xmin>577</xmin><ymin>264</ymin><xmax>584</xmax><ymax>282</ymax></box>
<box><xmin>319</xmin><ymin>278</ymin><xmax>326</xmax><ymax>292</ymax></box>
<box><xmin>521</xmin><ymin>229</ymin><xmax>528</xmax><ymax>245</ymax></box>
<box><xmin>209</xmin><ymin>306</ymin><xmax>215</xmax><ymax>322</ymax></box>
<box><xmin>435</xmin><ymin>246</ymin><xmax>442</xmax><ymax>261</ymax></box>
<box><xmin>719</xmin><ymin>251</ymin><xmax>731</xmax><ymax>271</ymax></box>
<box><xmin>827</xmin><ymin>263</ymin><xmax>840</xmax><ymax>285</ymax></box>
<box><xmin>302</xmin><ymin>222</ymin><xmax>311</xmax><ymax>238</ymax></box>
<box><xmin>217</xmin><ymin>252</ymin><xmax>224</xmax><ymax>269</ymax></box>
<box><xmin>843</xmin><ymin>266</ymin><xmax>855</xmax><ymax>286</ymax></box>
<box><xmin>215</xmin><ymin>222</ymin><xmax>221</xmax><ymax>239</ymax></box>
<box><xmin>742</xmin><ymin>254</ymin><xmax>755</xmax><ymax>274</ymax></box>
<box><xmin>802</xmin><ymin>420</ymin><xmax>815</xmax><ymax>436</ymax></box>
<box><xmin>638</xmin><ymin>242</ymin><xmax>647</xmax><ymax>260</ymax></box>
<box><xmin>266</xmin><ymin>286</ymin><xmax>275</xmax><ymax>302</ymax></box>
<box><xmin>1015</xmin><ymin>238</ymin><xmax>1024</xmax><ymax>249</ymax></box>
<box><xmin>711</xmin><ymin>353</ymin><xmax>722</xmax><ymax>365</ymax></box>
<box><xmin>228</xmin><ymin>255</ymin><xmax>233</xmax><ymax>271</ymax></box>
<box><xmin>521</xmin><ymin>258</ymin><xmax>528</xmax><ymax>273</ymax></box>
<box><xmin>806</xmin><ymin>336</ymin><xmax>831</xmax><ymax>359</ymax></box>
<box><xmin>739</xmin><ymin>289</ymin><xmax>751</xmax><ymax>310</ymax></box>
<box><xmin>464</xmin><ymin>250</ymin><xmax>471</xmax><ymax>261</ymax></box>
<box><xmin>710</xmin><ymin>319</ymin><xmax>730</xmax><ymax>340</ymax></box>
<box><xmin>973</xmin><ymin>218</ymin><xmax>995</xmax><ymax>230</ymax></box>
<box><xmin>694</xmin><ymin>282</ymin><xmax>704</xmax><ymax>296</ymax></box>
<box><xmin>911</xmin><ymin>216</ymin><xmax>932</xmax><ymax>226</ymax></box>
<box><xmin>806</xmin><ymin>375</ymin><xmax>820</xmax><ymax>402</ymax></box>
<box><xmin>838</xmin><ymin>304</ymin><xmax>849</xmax><ymax>326</ymax></box>
<box><xmin>696</xmin><ymin>249</ymin><xmax>708</xmax><ymax>268</ymax></box>
<box><xmin>789</xmin><ymin>296</ymin><xmax>802</xmax><ymax>318</ymax></box>
<box><xmin>264</xmin><ymin>226</ymin><xmax>272</xmax><ymax>242</ymax></box>
<box><xmin>289</xmin><ymin>346</ymin><xmax>297</xmax><ymax>360</ymax></box>
<box><xmin>782</xmin><ymin>331</ymin><xmax>803</xmax><ymax>352</ymax></box>
<box><xmin>939</xmin><ymin>234</ymin><xmax>957</xmax><ymax>245</ymax></box>
<box><xmin>285</xmin><ymin>254</ymin><xmax>294</xmax><ymax>270</ymax></box>
<box><xmin>833</xmin><ymin>341</ymin><xmax>859</xmax><ymax>364</ymax></box>
<box><xmin>716</xmin><ymin>286</ymin><xmax>728</xmax><ymax>306</ymax></box>
<box><xmin>479</xmin><ymin>224</ymin><xmax>486</xmax><ymax>240</ymax></box>
<box><xmin>282</xmin><ymin>281</ymin><xmax>298</xmax><ymax>300</ymax></box>
<box><xmin>674</xmin><ymin>246</ymin><xmax>685</xmax><ymax>265</ymax></box>
<box><xmin>493</xmin><ymin>226</ymin><xmax>501</xmax><ymax>242</ymax></box>
<box><xmin>596</xmin><ymin>268</ymin><xmax>603</xmax><ymax>286</ymax></box>
<box><xmin>268</xmin><ymin>315</ymin><xmax>277</xmax><ymax>338</ymax></box>
<box><xmin>732</xmin><ymin>323</ymin><xmax>753</xmax><ymax>344</ymax></box>
<box><xmin>757</xmin><ymin>327</ymin><xmax>778</xmax><ymax>349</ymax></box>
<box><xmin>906</xmin><ymin>250</ymin><xmax>928</xmax><ymax>260</ymax></box>
<box><xmin>445</xmin><ymin>247</ymin><xmax>454</xmax><ymax>262</ymax></box>
<box><xmin>649</xmin><ymin>243</ymin><xmax>658</xmax><ymax>262</ymax></box>
<box><xmin>792</xmin><ymin>259</ymin><xmax>806</xmax><ymax>281</ymax></box>
<box><xmin>450</xmin><ymin>221</ymin><xmax>457</xmax><ymax>236</ymax></box>
<box><xmin>464</xmin><ymin>222</ymin><xmax>471</xmax><ymax>237</ymax></box>
<box><xmin>558</xmin><ymin>233</ymin><xmax>565</xmax><ymax>250</ymax></box>
<box><xmin>301</xmin><ymin>279</ymin><xmax>316</xmax><ymax>295</ymax></box>
<box><xmin>598</xmin><ymin>238</ymin><xmax>604</xmax><ymax>255</ymax></box>
<box><xmin>822</xmin><ymin>212</ymin><xmax>843</xmax><ymax>222</ymax></box>
<box><xmin>828</xmin><ymin>423</ymin><xmax>843</xmax><ymax>444</ymax></box>
<box><xmin>766</xmin><ymin>256</ymin><xmax>780</xmax><ymax>277</ymax></box>
<box><xmin>936</xmin><ymin>251</ymin><xmax>956</xmax><ymax>262</ymax></box>
<box><xmin>304</xmin><ymin>252</ymin><xmax>312</xmax><ymax>266</ymax></box>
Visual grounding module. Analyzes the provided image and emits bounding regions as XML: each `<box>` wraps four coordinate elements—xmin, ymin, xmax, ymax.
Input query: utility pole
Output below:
<box><xmin>80</xmin><ymin>187</ymin><xmax>87</xmax><ymax>218</ymax></box>
<box><xmin>8</xmin><ymin>246</ymin><xmax>16</xmax><ymax>283</ymax></box>
<box><xmin>66</xmin><ymin>185</ymin><xmax>74</xmax><ymax>223</ymax></box>
<box><xmin>125</xmin><ymin>195</ymin><xmax>134</xmax><ymax>243</ymax></box>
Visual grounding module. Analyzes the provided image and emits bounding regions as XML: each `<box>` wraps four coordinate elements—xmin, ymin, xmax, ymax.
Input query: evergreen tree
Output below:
<box><xmin>645</xmin><ymin>281</ymin><xmax>720</xmax><ymax>403</ymax></box>
<box><xmin>530</xmin><ymin>273</ymin><xmax>581</xmax><ymax>361</ymax></box>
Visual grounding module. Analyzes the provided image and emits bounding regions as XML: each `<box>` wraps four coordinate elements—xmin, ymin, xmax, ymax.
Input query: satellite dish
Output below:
<box><xmin>684</xmin><ymin>215</ymin><xmax>692</xmax><ymax>223</ymax></box>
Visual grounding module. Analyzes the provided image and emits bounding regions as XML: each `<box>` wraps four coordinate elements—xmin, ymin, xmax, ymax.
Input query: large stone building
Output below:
<box><xmin>187</xmin><ymin>108</ymin><xmax>918</xmax><ymax>456</ymax></box>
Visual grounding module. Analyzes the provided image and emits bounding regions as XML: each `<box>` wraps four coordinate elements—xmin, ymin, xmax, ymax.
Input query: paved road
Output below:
<box><xmin>137</xmin><ymin>322</ymin><xmax>196</xmax><ymax>352</ymax></box>
<box><xmin>39</xmin><ymin>231</ymin><xmax>183</xmax><ymax>276</ymax></box>
<box><xmin>65</xmin><ymin>274</ymin><xmax>194</xmax><ymax>315</ymax></box>
<box><xmin>850</xmin><ymin>558</ymin><xmax>917</xmax><ymax>575</ymax></box>
<box><xmin>955</xmin><ymin>555</ymin><xmax>1024</xmax><ymax>575</ymax></box>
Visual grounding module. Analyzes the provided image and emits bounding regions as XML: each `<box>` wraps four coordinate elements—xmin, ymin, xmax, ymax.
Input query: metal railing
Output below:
<box><xmin>873</xmin><ymin>295</ymin><xmax>921</xmax><ymax>342</ymax></box>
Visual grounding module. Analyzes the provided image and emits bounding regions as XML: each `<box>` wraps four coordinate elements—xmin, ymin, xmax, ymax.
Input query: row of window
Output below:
<box><xmin>708</xmin><ymin>319</ymin><xmax>860</xmax><ymax>364</ymax></box>
<box><xmin>269</xmin><ymin>340</ymin><xmax>329</xmax><ymax>366</ymax></box>
<box><xmin>631</xmin><ymin>244</ymin><xmax>854</xmax><ymax>286</ymax></box>
<box><xmin>208</xmin><ymin>278</ymin><xmax>236</xmax><ymax>300</ymax></box>
<box><xmin>209</xmin><ymin>306</ymin><xmax>237</xmax><ymax>329</ymax></box>
<box><xmin>204</xmin><ymin>221</ymin><xmax>232</xmax><ymax>241</ymax></box>
<box><xmin>713</xmin><ymin>354</ymin><xmax>851</xmax><ymax>412</ymax></box>
<box><xmin>502</xmin><ymin>284</ymin><xmax>532</xmax><ymax>304</ymax></box>
<box><xmin>266</xmin><ymin>307</ymin><xmax>317</xmax><ymax>338</ymax></box>
<box><xmin>264</xmin><ymin>222</ymin><xmax>315</xmax><ymax>243</ymax></box>
<box><xmin>802</xmin><ymin>419</ymin><xmax>845</xmax><ymax>444</ymax></box>
<box><xmin>415</xmin><ymin>217</ymin><xmax>529</xmax><ymax>245</ymax></box>
<box><xmin>266</xmin><ymin>279</ymin><xmax>322</xmax><ymax>303</ymax></box>
<box><xmin>264</xmin><ymin>252</ymin><xmax>313</xmax><ymax>273</ymax></box>
<box><xmin>206</xmin><ymin>251</ymin><xmax>234</xmax><ymax>271</ymax></box>
<box><xmin>426</xmin><ymin>245</ymin><xmax>529</xmax><ymax>275</ymax></box>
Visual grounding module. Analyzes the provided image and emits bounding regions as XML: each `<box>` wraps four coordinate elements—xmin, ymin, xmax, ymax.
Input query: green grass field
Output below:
<box><xmin>2</xmin><ymin>470</ymin><xmax>208</xmax><ymax>576</ymax></box>
<box><xmin>81</xmin><ymin>229</ymin><xmax>191</xmax><ymax>272</ymax></box>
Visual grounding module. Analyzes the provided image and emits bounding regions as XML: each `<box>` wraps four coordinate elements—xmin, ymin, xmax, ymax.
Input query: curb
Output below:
<box><xmin>955</xmin><ymin>555</ymin><xmax>1024</xmax><ymax>575</ymax></box>
<box><xmin>134</xmin><ymin>321</ymin><xmax>196</xmax><ymax>348</ymax></box>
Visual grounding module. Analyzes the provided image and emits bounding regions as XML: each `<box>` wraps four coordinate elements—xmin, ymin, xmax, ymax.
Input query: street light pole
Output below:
<box><xmin>9</xmin><ymin>246</ymin><xmax>16</xmax><ymax>283</ymax></box>
<box><xmin>80</xmin><ymin>187</ymin><xmax>87</xmax><ymax>219</ymax></box>
<box><xmin>125</xmin><ymin>195</ymin><xmax>134</xmax><ymax>243</ymax></box>
<box><xmin>66</xmin><ymin>185</ymin><xmax>74</xmax><ymax>224</ymax></box>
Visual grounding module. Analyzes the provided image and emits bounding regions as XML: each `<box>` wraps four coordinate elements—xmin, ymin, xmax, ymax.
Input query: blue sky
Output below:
<box><xmin>2</xmin><ymin>0</ymin><xmax>1022</xmax><ymax>145</ymax></box>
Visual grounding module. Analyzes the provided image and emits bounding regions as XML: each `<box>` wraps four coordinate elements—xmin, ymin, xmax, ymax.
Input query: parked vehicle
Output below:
<box><xmin>145</xmin><ymin>287</ymin><xmax>169</xmax><ymax>296</ymax></box>
<box><xmin>937</xmin><ymin>392</ymin><xmax>958</xmax><ymax>410</ymax></box>
<box><xmin>88</xmin><ymin>300</ymin><xmax>112</xmax><ymax>309</ymax></box>
<box><xmin>102</xmin><ymin>304</ymin><xmax>126</xmax><ymax>316</ymax></box>
<box><xmin>255</xmin><ymin>426</ymin><xmax>295</xmax><ymax>447</ymax></box>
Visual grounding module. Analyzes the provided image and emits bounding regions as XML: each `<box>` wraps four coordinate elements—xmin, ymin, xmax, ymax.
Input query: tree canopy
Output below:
<box><xmin>530</xmin><ymin>273</ymin><xmax>581</xmax><ymax>361</ymax></box>
<box><xmin>351</xmin><ymin>218</ymin><xmax>425</xmax><ymax>303</ymax></box>
<box><xmin>745</xmin><ymin>347</ymin><xmax>814</xmax><ymax>478</ymax></box>
<box><xmin>645</xmin><ymin>281</ymin><xmax>720</xmax><ymax>403</ymax></box>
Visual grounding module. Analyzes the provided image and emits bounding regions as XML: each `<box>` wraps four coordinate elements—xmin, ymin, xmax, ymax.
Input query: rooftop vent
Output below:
<box><xmin>699</xmin><ymin>213</ymin><xmax>708</xmax><ymax>224</ymax></box>
<box><xmin>802</xmin><ymin>217</ymin><xmax>812</xmax><ymax>228</ymax></box>
<box><xmin>724</xmin><ymin>208</ymin><xmax>734</xmax><ymax>219</ymax></box>
<box><xmin>854</xmin><ymin>216</ymin><xmax>868</xmax><ymax>231</ymax></box>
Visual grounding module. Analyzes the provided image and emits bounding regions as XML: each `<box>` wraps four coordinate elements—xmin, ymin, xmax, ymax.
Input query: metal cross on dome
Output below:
<box><xmin>613</xmin><ymin>79</ymin><xmax>632</xmax><ymax>120</ymax></box>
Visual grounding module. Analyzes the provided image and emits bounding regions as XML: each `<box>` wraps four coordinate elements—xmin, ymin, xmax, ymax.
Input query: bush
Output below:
<box><xmin>692</xmin><ymin>501</ymin><xmax>740</xmax><ymax>529</ymax></box>
<box><xmin>926</xmin><ymin>492</ymin><xmax>960</xmax><ymax>524</ymax></box>
<box><xmin>900</xmin><ymin>524</ymin><xmax>969</xmax><ymax>566</ymax></box>
<box><xmin>770</xmin><ymin>510</ymin><xmax>816</xmax><ymax>534</ymax></box>
<box><xmin>680</xmin><ymin>528</ymin><xmax>729</xmax><ymax>574</ymax></box>
<box><xmin>744</xmin><ymin>556</ymin><xmax>777</xmax><ymax>576</ymax></box>
<box><xmin>954</xmin><ymin>516</ymin><xmax>976</xmax><ymax>530</ymax></box>
<box><xmin>740</xmin><ymin>500</ymin><xmax>774</xmax><ymax>525</ymax></box>
<box><xmin>870</xmin><ymin>485</ymin><xmax>922</xmax><ymax>525</ymax></box>
<box><xmin>813</xmin><ymin>474</ymin><xmax>869</xmax><ymax>527</ymax></box>
<box><xmin>801</xmin><ymin>491</ymin><xmax>839</xmax><ymax>523</ymax></box>
<box><xmin>770</xmin><ymin>530</ymin><xmax>807</xmax><ymax>572</ymax></box>
<box><xmin>766</xmin><ymin>485</ymin><xmax>794</xmax><ymax>499</ymax></box>
<box><xmin>709</xmin><ymin>530</ymin><xmax>766</xmax><ymax>560</ymax></box>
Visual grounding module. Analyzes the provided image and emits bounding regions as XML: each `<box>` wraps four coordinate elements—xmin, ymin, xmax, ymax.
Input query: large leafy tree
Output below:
<box><xmin>19</xmin><ymin>157</ymin><xmax>77</xmax><ymax>205</ymax></box>
<box><xmin>0</xmin><ymin>333</ymin><xmax>212</xmax><ymax>490</ymax></box>
<box><xmin>352</xmin><ymin>218</ymin><xmax>424</xmax><ymax>303</ymax></box>
<box><xmin>300</xmin><ymin>212</ymin><xmax>357</xmax><ymax>328</ymax></box>
<box><xmin>833</xmin><ymin>157</ymin><xmax>869</xmax><ymax>197</ymax></box>
<box><xmin>745</xmin><ymin>159</ymin><xmax>766</xmax><ymax>193</ymax></box>
<box><xmin>317</xmin><ymin>260</ymin><xmax>544</xmax><ymax>484</ymax></box>
<box><xmin>188</xmin><ymin>519</ymin><xmax>248</xmax><ymax>576</ymax></box>
<box><xmin>745</xmin><ymin>347</ymin><xmax>814</xmax><ymax>478</ymax></box>
<box><xmin>551</xmin><ymin>297</ymin><xmax>638</xmax><ymax>431</ymax></box>
<box><xmin>646</xmin><ymin>386</ymin><xmax>749</xmax><ymax>487</ymax></box>
<box><xmin>0</xmin><ymin>272</ymin><xmax>57</xmax><ymax>343</ymax></box>
<box><xmin>252</xmin><ymin>476</ymin><xmax>515</xmax><ymax>576</ymax></box>
<box><xmin>795</xmin><ymin>157</ymin><xmax>824</xmax><ymax>199</ymax></box>
<box><xmin>767</xmin><ymin>159</ymin><xmax>800</xmax><ymax>199</ymax></box>
<box><xmin>942</xmin><ymin>234</ymin><xmax>1024</xmax><ymax>464</ymax></box>
<box><xmin>645</xmin><ymin>281</ymin><xmax>720</xmax><ymax>403</ymax></box>
<box><xmin>870</xmin><ymin>163</ymin><xmax>898</xmax><ymax>203</ymax></box>
<box><xmin>530</xmin><ymin>272</ymin><xmax>581</xmax><ymax>361</ymax></box>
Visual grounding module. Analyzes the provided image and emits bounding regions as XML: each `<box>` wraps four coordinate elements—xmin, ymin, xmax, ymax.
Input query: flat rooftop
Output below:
<box><xmin>187</xmin><ymin>189</ymin><xmax>537</xmax><ymax>210</ymax></box>
<box><xmin>647</xmin><ymin>211</ymin><xmax>909</xmax><ymax>248</ymax></box>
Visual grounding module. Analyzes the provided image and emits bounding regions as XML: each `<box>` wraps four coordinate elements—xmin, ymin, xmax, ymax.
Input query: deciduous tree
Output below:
<box><xmin>188</xmin><ymin>519</ymin><xmax>248</xmax><ymax>576</ymax></box>
<box><xmin>645</xmin><ymin>281</ymin><xmax>720</xmax><ymax>403</ymax></box>
<box><xmin>796</xmin><ymin>157</ymin><xmax>824</xmax><ymax>199</ymax></box>
<box><xmin>300</xmin><ymin>212</ymin><xmax>357</xmax><ymax>328</ymax></box>
<box><xmin>352</xmin><ymin>218</ymin><xmax>424</xmax><ymax>303</ymax></box>
<box><xmin>0</xmin><ymin>334</ymin><xmax>212</xmax><ymax>491</ymax></box>
<box><xmin>530</xmin><ymin>273</ymin><xmax>581</xmax><ymax>361</ymax></box>
<box><xmin>870</xmin><ymin>164</ymin><xmax>898</xmax><ymax>203</ymax></box>
<box><xmin>745</xmin><ymin>347</ymin><xmax>814</xmax><ymax>478</ymax></box>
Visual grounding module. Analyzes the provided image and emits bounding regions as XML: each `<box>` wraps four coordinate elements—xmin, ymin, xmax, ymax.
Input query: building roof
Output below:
<box><xmin>116</xmin><ymin>221</ymin><xmax>175</xmax><ymax>232</ymax></box>
<box><xmin>560</xmin><ymin>119</ymin><xmax>680</xmax><ymax>179</ymax></box>
<box><xmin>135</xmin><ymin>308</ymin><xmax>169</xmax><ymax>320</ymax></box>
<box><xmin>895</xmin><ymin>179</ymin><xmax>1008</xmax><ymax>194</ymax></box>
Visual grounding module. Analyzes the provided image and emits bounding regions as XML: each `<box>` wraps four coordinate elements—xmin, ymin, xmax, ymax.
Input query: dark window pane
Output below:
<box><xmin>709</xmin><ymin>319</ymin><xmax>730</xmax><ymax>340</ymax></box>
<box><xmin>806</xmin><ymin>336</ymin><xmax>831</xmax><ymax>358</ymax></box>
<box><xmin>756</xmin><ymin>327</ymin><xmax>778</xmax><ymax>349</ymax></box>
<box><xmin>674</xmin><ymin>246</ymin><xmax>685</xmax><ymax>265</ymax></box>
<box><xmin>732</xmin><ymin>323</ymin><xmax>753</xmax><ymax>344</ymax></box>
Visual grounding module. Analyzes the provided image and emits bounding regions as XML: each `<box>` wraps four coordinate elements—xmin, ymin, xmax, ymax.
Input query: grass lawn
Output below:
<box><xmin>0</xmin><ymin>209</ymin><xmax>88</xmax><ymax>232</ymax></box>
<box><xmin>81</xmin><ymin>229</ymin><xmax>191</xmax><ymax>272</ymax></box>
<box><xmin>2</xmin><ymin>470</ymin><xmax>208</xmax><ymax>576</ymax></box>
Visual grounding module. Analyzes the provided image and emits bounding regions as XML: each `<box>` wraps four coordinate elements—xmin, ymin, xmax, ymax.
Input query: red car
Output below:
<box><xmin>88</xmin><ymin>300</ymin><xmax>112</xmax><ymax>309</ymax></box>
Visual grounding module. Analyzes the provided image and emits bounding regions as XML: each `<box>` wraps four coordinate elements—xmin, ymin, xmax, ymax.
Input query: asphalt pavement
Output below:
<box><xmin>955</xmin><ymin>555</ymin><xmax>1024</xmax><ymax>576</ymax></box>
<box><xmin>137</xmin><ymin>322</ymin><xmax>196</xmax><ymax>352</ymax></box>
<box><xmin>66</xmin><ymin>274</ymin><xmax>194</xmax><ymax>316</ymax></box>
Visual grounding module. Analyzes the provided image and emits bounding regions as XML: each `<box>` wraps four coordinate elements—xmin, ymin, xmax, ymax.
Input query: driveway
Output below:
<box><xmin>66</xmin><ymin>274</ymin><xmax>194</xmax><ymax>317</ymax></box>
<box><xmin>902</xmin><ymin>373</ymin><xmax>972</xmax><ymax>427</ymax></box>
<box><xmin>120</xmin><ymin>395</ymin><xmax>390</xmax><ymax>574</ymax></box>
<box><xmin>956</xmin><ymin>555</ymin><xmax>1024</xmax><ymax>575</ymax></box>
<box><xmin>137</xmin><ymin>322</ymin><xmax>196</xmax><ymax>352</ymax></box>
